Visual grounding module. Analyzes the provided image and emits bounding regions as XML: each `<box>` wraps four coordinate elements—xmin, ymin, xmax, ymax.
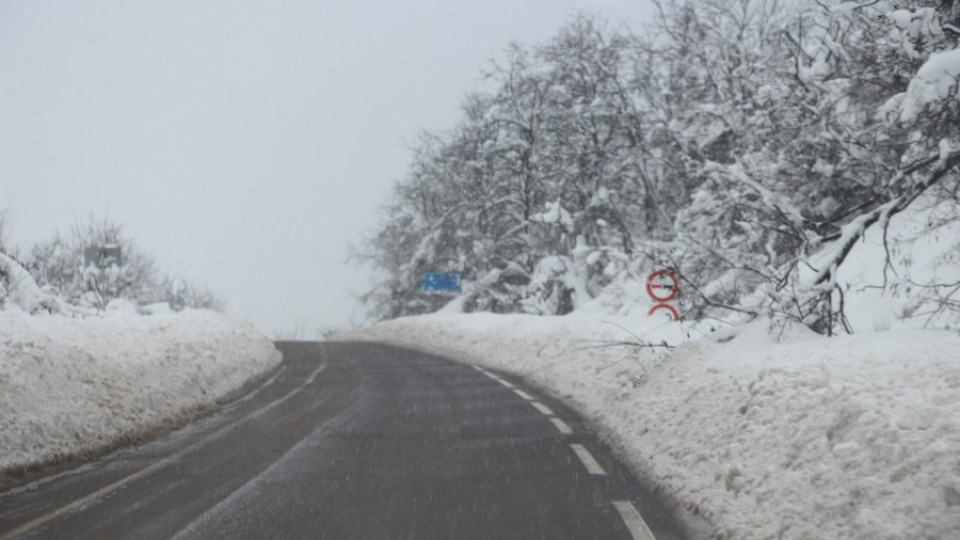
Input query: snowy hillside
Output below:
<box><xmin>339</xmin><ymin>314</ymin><xmax>960</xmax><ymax>540</ymax></box>
<box><xmin>0</xmin><ymin>309</ymin><xmax>281</xmax><ymax>488</ymax></box>
<box><xmin>0</xmin><ymin>253</ymin><xmax>281</xmax><ymax>489</ymax></box>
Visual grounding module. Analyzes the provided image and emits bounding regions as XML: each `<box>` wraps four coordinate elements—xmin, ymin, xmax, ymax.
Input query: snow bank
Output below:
<box><xmin>0</xmin><ymin>309</ymin><xmax>281</xmax><ymax>486</ymax></box>
<box><xmin>339</xmin><ymin>314</ymin><xmax>960</xmax><ymax>540</ymax></box>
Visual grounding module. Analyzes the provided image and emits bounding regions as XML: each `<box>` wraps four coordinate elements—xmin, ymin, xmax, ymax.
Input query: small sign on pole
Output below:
<box><xmin>84</xmin><ymin>245</ymin><xmax>122</xmax><ymax>269</ymax></box>
<box><xmin>648</xmin><ymin>303</ymin><xmax>679</xmax><ymax>320</ymax></box>
<box><xmin>169</xmin><ymin>279</ymin><xmax>186</xmax><ymax>312</ymax></box>
<box><xmin>423</xmin><ymin>273</ymin><xmax>462</xmax><ymax>295</ymax></box>
<box><xmin>647</xmin><ymin>270</ymin><xmax>680</xmax><ymax>320</ymax></box>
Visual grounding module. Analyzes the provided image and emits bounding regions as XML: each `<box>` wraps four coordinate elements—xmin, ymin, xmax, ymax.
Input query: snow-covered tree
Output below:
<box><xmin>357</xmin><ymin>3</ymin><xmax>960</xmax><ymax>334</ymax></box>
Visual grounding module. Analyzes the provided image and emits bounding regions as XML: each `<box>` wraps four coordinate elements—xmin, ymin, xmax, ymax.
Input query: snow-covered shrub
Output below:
<box><xmin>0</xmin><ymin>253</ymin><xmax>58</xmax><ymax>314</ymax></box>
<box><xmin>463</xmin><ymin>263</ymin><xmax>531</xmax><ymax>314</ymax></box>
<box><xmin>8</xmin><ymin>214</ymin><xmax>224</xmax><ymax>315</ymax></box>
<box><xmin>22</xmin><ymin>216</ymin><xmax>158</xmax><ymax>310</ymax></box>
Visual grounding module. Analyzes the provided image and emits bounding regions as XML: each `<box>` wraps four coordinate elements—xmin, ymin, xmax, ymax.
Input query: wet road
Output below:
<box><xmin>0</xmin><ymin>342</ymin><xmax>687</xmax><ymax>539</ymax></box>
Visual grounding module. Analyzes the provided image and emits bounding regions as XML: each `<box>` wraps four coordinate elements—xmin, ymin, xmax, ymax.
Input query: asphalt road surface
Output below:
<box><xmin>0</xmin><ymin>342</ymin><xmax>688</xmax><ymax>540</ymax></box>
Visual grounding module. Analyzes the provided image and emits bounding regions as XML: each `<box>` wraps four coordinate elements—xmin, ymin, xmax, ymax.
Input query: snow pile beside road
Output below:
<box><xmin>0</xmin><ymin>309</ymin><xmax>281</xmax><ymax>485</ymax></box>
<box><xmin>339</xmin><ymin>314</ymin><xmax>960</xmax><ymax>540</ymax></box>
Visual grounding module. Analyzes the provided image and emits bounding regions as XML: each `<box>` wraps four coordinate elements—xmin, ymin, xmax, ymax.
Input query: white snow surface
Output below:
<box><xmin>900</xmin><ymin>48</ymin><xmax>960</xmax><ymax>122</ymax></box>
<box><xmin>0</xmin><ymin>309</ymin><xmax>281</xmax><ymax>481</ymax></box>
<box><xmin>339</xmin><ymin>313</ymin><xmax>960</xmax><ymax>540</ymax></box>
<box><xmin>804</xmin><ymin>194</ymin><xmax>960</xmax><ymax>333</ymax></box>
<box><xmin>0</xmin><ymin>253</ymin><xmax>48</xmax><ymax>314</ymax></box>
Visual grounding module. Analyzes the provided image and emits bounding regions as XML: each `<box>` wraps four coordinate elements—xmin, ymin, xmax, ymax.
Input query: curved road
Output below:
<box><xmin>0</xmin><ymin>342</ymin><xmax>687</xmax><ymax>540</ymax></box>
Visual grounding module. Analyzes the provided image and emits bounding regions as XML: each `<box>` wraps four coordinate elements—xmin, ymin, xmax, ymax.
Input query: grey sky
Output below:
<box><xmin>1</xmin><ymin>0</ymin><xmax>654</xmax><ymax>335</ymax></box>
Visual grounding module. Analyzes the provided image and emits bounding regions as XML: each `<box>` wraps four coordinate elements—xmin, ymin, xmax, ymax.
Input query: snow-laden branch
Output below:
<box><xmin>528</xmin><ymin>200</ymin><xmax>575</xmax><ymax>232</ymax></box>
<box><xmin>718</xmin><ymin>161</ymin><xmax>808</xmax><ymax>231</ymax></box>
<box><xmin>810</xmin><ymin>148</ymin><xmax>960</xmax><ymax>290</ymax></box>
<box><xmin>900</xmin><ymin>48</ymin><xmax>960</xmax><ymax>122</ymax></box>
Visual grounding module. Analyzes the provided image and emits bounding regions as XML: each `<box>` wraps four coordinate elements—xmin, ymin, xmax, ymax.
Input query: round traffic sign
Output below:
<box><xmin>648</xmin><ymin>303</ymin><xmax>679</xmax><ymax>320</ymax></box>
<box><xmin>646</xmin><ymin>270</ymin><xmax>679</xmax><ymax>302</ymax></box>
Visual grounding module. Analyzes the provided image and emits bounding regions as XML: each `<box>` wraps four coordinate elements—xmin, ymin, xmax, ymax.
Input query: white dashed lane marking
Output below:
<box><xmin>478</xmin><ymin>371</ymin><xmax>571</xmax><ymax>436</ymax></box>
<box><xmin>480</xmin><ymin>371</ymin><xmax>510</xmax><ymax>385</ymax></box>
<box><xmin>529</xmin><ymin>401</ymin><xmax>554</xmax><ymax>416</ymax></box>
<box><xmin>612</xmin><ymin>501</ymin><xmax>657</xmax><ymax>540</ymax></box>
<box><xmin>479</xmin><ymin>374</ymin><xmax>572</xmax><ymax>435</ymax></box>
<box><xmin>472</xmin><ymin>366</ymin><xmax>655</xmax><ymax>537</ymax></box>
<box><xmin>550</xmin><ymin>418</ymin><xmax>573</xmax><ymax>435</ymax></box>
<box><xmin>569</xmin><ymin>444</ymin><xmax>606</xmax><ymax>475</ymax></box>
<box><xmin>471</xmin><ymin>366</ymin><xmax>658</xmax><ymax>536</ymax></box>
<box><xmin>512</xmin><ymin>388</ymin><xmax>534</xmax><ymax>401</ymax></box>
<box><xmin>481</xmin><ymin>372</ymin><xmax>515</xmax><ymax>388</ymax></box>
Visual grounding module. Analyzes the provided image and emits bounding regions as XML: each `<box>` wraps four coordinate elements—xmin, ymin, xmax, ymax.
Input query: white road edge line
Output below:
<box><xmin>512</xmin><ymin>388</ymin><xmax>534</xmax><ymax>401</ymax></box>
<box><xmin>550</xmin><ymin>418</ymin><xmax>573</xmax><ymax>435</ymax></box>
<box><xmin>569</xmin><ymin>443</ymin><xmax>606</xmax><ymax>475</ymax></box>
<box><xmin>612</xmin><ymin>501</ymin><xmax>657</xmax><ymax>540</ymax></box>
<box><xmin>529</xmin><ymin>401</ymin><xmax>554</xmax><ymax>416</ymax></box>
<box><xmin>494</xmin><ymin>378</ymin><xmax>515</xmax><ymax>389</ymax></box>
<box><xmin>470</xmin><ymin>365</ymin><xmax>487</xmax><ymax>373</ymax></box>
<box><xmin>0</xmin><ymin>363</ymin><xmax>327</xmax><ymax>540</ymax></box>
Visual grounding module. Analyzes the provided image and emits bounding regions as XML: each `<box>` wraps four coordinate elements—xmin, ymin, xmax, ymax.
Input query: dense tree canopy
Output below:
<box><xmin>357</xmin><ymin>0</ymin><xmax>960</xmax><ymax>334</ymax></box>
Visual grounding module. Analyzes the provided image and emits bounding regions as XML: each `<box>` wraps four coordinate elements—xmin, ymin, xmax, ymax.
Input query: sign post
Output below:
<box><xmin>83</xmin><ymin>245</ymin><xmax>122</xmax><ymax>269</ymax></box>
<box><xmin>169</xmin><ymin>279</ymin><xmax>186</xmax><ymax>312</ymax></box>
<box><xmin>646</xmin><ymin>270</ymin><xmax>680</xmax><ymax>320</ymax></box>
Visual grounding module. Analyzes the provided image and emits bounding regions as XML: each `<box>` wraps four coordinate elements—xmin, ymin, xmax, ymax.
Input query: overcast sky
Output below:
<box><xmin>1</xmin><ymin>0</ymin><xmax>655</xmax><ymax>336</ymax></box>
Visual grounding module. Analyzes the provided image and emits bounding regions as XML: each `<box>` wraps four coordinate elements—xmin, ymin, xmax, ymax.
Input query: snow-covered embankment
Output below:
<box><xmin>0</xmin><ymin>309</ymin><xmax>281</xmax><ymax>487</ymax></box>
<box><xmin>338</xmin><ymin>314</ymin><xmax>960</xmax><ymax>540</ymax></box>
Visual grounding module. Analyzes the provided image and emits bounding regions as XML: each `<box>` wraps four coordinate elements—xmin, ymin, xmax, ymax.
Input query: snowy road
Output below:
<box><xmin>0</xmin><ymin>342</ymin><xmax>685</xmax><ymax>540</ymax></box>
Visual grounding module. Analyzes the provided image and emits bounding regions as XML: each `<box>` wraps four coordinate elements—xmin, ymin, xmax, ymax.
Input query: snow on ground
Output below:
<box><xmin>0</xmin><ymin>308</ymin><xmax>281</xmax><ymax>487</ymax></box>
<box><xmin>338</xmin><ymin>313</ymin><xmax>960</xmax><ymax>540</ymax></box>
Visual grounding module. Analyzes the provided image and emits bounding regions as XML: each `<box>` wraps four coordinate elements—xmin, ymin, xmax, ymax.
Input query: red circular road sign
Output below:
<box><xmin>648</xmin><ymin>303</ymin><xmax>680</xmax><ymax>320</ymax></box>
<box><xmin>646</xmin><ymin>270</ymin><xmax>679</xmax><ymax>302</ymax></box>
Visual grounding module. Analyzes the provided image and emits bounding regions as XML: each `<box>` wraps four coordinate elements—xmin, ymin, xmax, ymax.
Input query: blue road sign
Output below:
<box><xmin>423</xmin><ymin>273</ymin><xmax>461</xmax><ymax>294</ymax></box>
